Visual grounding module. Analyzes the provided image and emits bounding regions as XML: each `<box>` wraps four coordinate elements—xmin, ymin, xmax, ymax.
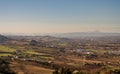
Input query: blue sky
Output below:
<box><xmin>0</xmin><ymin>0</ymin><xmax>120</xmax><ymax>33</ymax></box>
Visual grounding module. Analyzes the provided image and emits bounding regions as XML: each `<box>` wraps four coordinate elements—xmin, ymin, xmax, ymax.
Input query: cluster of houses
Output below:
<box><xmin>71</xmin><ymin>49</ymin><xmax>94</xmax><ymax>55</ymax></box>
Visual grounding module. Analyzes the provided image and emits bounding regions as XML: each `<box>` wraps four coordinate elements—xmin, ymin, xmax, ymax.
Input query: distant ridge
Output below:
<box><xmin>0</xmin><ymin>35</ymin><xmax>9</xmax><ymax>43</ymax></box>
<box><xmin>48</xmin><ymin>32</ymin><xmax>120</xmax><ymax>39</ymax></box>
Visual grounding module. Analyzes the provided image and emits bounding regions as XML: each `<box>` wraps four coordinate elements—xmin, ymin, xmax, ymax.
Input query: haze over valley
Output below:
<box><xmin>0</xmin><ymin>0</ymin><xmax>120</xmax><ymax>74</ymax></box>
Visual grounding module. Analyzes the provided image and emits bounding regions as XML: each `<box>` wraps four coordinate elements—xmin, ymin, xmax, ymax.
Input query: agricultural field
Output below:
<box><xmin>0</xmin><ymin>45</ymin><xmax>15</xmax><ymax>56</ymax></box>
<box><xmin>10</xmin><ymin>61</ymin><xmax>54</xmax><ymax>74</ymax></box>
<box><xmin>0</xmin><ymin>34</ymin><xmax>120</xmax><ymax>74</ymax></box>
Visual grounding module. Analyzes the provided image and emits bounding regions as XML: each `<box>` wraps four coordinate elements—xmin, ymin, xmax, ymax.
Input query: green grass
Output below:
<box><xmin>38</xmin><ymin>56</ymin><xmax>54</xmax><ymax>60</ymax></box>
<box><xmin>25</xmin><ymin>50</ymin><xmax>48</xmax><ymax>55</ymax></box>
<box><xmin>0</xmin><ymin>45</ymin><xmax>15</xmax><ymax>53</ymax></box>
<box><xmin>0</xmin><ymin>53</ymin><xmax>12</xmax><ymax>56</ymax></box>
<box><xmin>24</xmin><ymin>50</ymin><xmax>54</xmax><ymax>60</ymax></box>
<box><xmin>0</xmin><ymin>45</ymin><xmax>15</xmax><ymax>56</ymax></box>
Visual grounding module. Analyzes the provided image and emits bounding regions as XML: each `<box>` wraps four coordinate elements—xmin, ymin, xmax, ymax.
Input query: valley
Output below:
<box><xmin>0</xmin><ymin>34</ymin><xmax>120</xmax><ymax>74</ymax></box>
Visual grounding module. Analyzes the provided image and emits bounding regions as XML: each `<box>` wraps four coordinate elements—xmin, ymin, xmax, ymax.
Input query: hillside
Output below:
<box><xmin>0</xmin><ymin>35</ymin><xmax>9</xmax><ymax>43</ymax></box>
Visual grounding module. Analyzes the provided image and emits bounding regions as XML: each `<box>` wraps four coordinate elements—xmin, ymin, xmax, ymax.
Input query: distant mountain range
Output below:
<box><xmin>48</xmin><ymin>32</ymin><xmax>120</xmax><ymax>39</ymax></box>
<box><xmin>2</xmin><ymin>32</ymin><xmax>120</xmax><ymax>39</ymax></box>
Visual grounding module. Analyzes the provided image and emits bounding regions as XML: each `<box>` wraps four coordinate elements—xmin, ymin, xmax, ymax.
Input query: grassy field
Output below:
<box><xmin>24</xmin><ymin>50</ymin><xmax>54</xmax><ymax>60</ymax></box>
<box><xmin>0</xmin><ymin>45</ymin><xmax>15</xmax><ymax>52</ymax></box>
<box><xmin>0</xmin><ymin>53</ymin><xmax>12</xmax><ymax>56</ymax></box>
<box><xmin>25</xmin><ymin>50</ymin><xmax>47</xmax><ymax>55</ymax></box>
<box><xmin>0</xmin><ymin>45</ymin><xmax>15</xmax><ymax>56</ymax></box>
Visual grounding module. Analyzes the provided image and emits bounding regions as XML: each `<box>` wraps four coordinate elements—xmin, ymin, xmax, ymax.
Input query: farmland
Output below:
<box><xmin>0</xmin><ymin>45</ymin><xmax>15</xmax><ymax>56</ymax></box>
<box><xmin>0</xmin><ymin>35</ymin><xmax>120</xmax><ymax>74</ymax></box>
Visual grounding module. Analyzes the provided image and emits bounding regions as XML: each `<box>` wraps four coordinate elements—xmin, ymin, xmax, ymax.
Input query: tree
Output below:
<box><xmin>66</xmin><ymin>68</ymin><xmax>72</xmax><ymax>74</ymax></box>
<box><xmin>53</xmin><ymin>70</ymin><xmax>59</xmax><ymax>74</ymax></box>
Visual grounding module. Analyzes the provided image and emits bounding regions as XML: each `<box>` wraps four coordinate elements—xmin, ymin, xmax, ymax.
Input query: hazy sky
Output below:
<box><xmin>0</xmin><ymin>0</ymin><xmax>120</xmax><ymax>34</ymax></box>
